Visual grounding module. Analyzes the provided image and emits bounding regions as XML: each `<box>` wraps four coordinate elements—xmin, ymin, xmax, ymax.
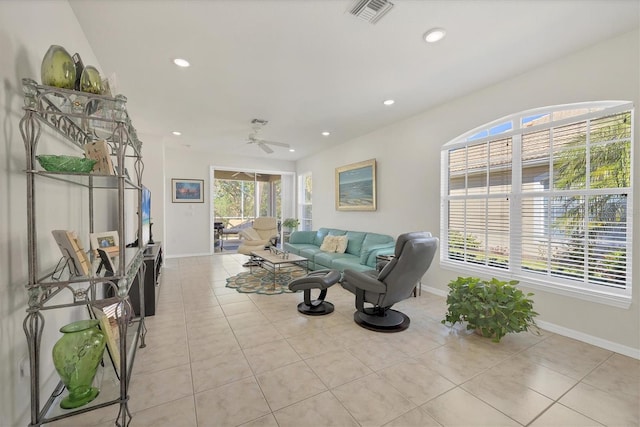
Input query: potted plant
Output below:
<box><xmin>442</xmin><ymin>276</ymin><xmax>539</xmax><ymax>342</ymax></box>
<box><xmin>282</xmin><ymin>218</ymin><xmax>300</xmax><ymax>231</ymax></box>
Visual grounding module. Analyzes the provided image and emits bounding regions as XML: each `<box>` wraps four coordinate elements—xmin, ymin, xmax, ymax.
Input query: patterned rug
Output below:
<box><xmin>226</xmin><ymin>266</ymin><xmax>307</xmax><ymax>295</ymax></box>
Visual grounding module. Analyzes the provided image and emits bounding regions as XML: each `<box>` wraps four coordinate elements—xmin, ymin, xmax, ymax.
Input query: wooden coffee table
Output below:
<box><xmin>250</xmin><ymin>249</ymin><xmax>309</xmax><ymax>288</ymax></box>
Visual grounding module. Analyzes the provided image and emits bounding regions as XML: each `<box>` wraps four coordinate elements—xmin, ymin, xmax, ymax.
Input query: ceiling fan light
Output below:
<box><xmin>172</xmin><ymin>131</ymin><xmax>182</xmax><ymax>136</ymax></box>
<box><xmin>321</xmin><ymin>131</ymin><xmax>331</xmax><ymax>136</ymax></box>
<box><xmin>289</xmin><ymin>148</ymin><xmax>295</xmax><ymax>152</ymax></box>
<box><xmin>383</xmin><ymin>99</ymin><xmax>395</xmax><ymax>106</ymax></box>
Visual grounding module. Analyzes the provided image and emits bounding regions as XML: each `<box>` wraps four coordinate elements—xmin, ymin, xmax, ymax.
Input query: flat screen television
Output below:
<box><xmin>141</xmin><ymin>185</ymin><xmax>151</xmax><ymax>247</ymax></box>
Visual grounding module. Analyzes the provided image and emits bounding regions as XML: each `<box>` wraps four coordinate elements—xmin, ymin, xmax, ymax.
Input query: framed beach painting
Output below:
<box><xmin>172</xmin><ymin>179</ymin><xmax>204</xmax><ymax>203</ymax></box>
<box><xmin>335</xmin><ymin>159</ymin><xmax>377</xmax><ymax>211</ymax></box>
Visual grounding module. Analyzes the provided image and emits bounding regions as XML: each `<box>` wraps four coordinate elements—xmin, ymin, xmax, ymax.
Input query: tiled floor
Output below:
<box><xmin>51</xmin><ymin>254</ymin><xmax>639</xmax><ymax>427</ymax></box>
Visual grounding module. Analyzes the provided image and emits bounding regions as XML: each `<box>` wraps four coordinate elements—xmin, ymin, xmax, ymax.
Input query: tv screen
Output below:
<box><xmin>141</xmin><ymin>185</ymin><xmax>151</xmax><ymax>246</ymax></box>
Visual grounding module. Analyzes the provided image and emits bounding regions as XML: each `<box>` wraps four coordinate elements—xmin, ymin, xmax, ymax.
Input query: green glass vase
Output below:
<box><xmin>41</xmin><ymin>45</ymin><xmax>76</xmax><ymax>89</ymax></box>
<box><xmin>52</xmin><ymin>319</ymin><xmax>106</xmax><ymax>409</ymax></box>
<box><xmin>80</xmin><ymin>65</ymin><xmax>103</xmax><ymax>94</ymax></box>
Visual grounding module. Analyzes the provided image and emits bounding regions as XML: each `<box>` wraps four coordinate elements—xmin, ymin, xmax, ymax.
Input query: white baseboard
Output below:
<box><xmin>165</xmin><ymin>251</ymin><xmax>212</xmax><ymax>259</ymax></box>
<box><xmin>421</xmin><ymin>286</ymin><xmax>639</xmax><ymax>360</ymax></box>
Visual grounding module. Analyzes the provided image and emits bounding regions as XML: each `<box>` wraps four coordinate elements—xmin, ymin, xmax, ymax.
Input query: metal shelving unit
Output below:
<box><xmin>19</xmin><ymin>78</ymin><xmax>147</xmax><ymax>427</ymax></box>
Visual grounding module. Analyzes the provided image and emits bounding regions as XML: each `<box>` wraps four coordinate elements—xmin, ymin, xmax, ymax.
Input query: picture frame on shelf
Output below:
<box><xmin>335</xmin><ymin>159</ymin><xmax>377</xmax><ymax>211</ymax></box>
<box><xmin>89</xmin><ymin>299</ymin><xmax>123</xmax><ymax>378</ymax></box>
<box><xmin>172</xmin><ymin>178</ymin><xmax>204</xmax><ymax>203</ymax></box>
<box><xmin>90</xmin><ymin>231</ymin><xmax>120</xmax><ymax>256</ymax></box>
<box><xmin>51</xmin><ymin>230</ymin><xmax>91</xmax><ymax>276</ymax></box>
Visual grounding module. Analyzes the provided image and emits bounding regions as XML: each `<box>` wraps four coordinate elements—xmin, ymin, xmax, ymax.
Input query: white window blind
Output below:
<box><xmin>441</xmin><ymin>102</ymin><xmax>633</xmax><ymax>304</ymax></box>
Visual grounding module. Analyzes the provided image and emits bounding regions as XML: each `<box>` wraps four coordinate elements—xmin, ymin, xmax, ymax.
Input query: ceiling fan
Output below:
<box><xmin>246</xmin><ymin>119</ymin><xmax>290</xmax><ymax>154</ymax></box>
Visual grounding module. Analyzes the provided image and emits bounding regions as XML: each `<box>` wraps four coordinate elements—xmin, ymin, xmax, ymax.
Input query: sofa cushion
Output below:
<box><xmin>284</xmin><ymin>243</ymin><xmax>317</xmax><ymax>255</ymax></box>
<box><xmin>320</xmin><ymin>235</ymin><xmax>337</xmax><ymax>252</ymax></box>
<box><xmin>345</xmin><ymin>231</ymin><xmax>367</xmax><ymax>256</ymax></box>
<box><xmin>332</xmin><ymin>257</ymin><xmax>374</xmax><ymax>272</ymax></box>
<box><xmin>313</xmin><ymin>228</ymin><xmax>330</xmax><ymax>246</ymax></box>
<box><xmin>314</xmin><ymin>251</ymin><xmax>354</xmax><ymax>268</ymax></box>
<box><xmin>335</xmin><ymin>236</ymin><xmax>348</xmax><ymax>253</ymax></box>
<box><xmin>300</xmin><ymin>247</ymin><xmax>323</xmax><ymax>260</ymax></box>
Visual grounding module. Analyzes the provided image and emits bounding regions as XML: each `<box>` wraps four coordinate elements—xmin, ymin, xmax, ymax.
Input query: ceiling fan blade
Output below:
<box><xmin>260</xmin><ymin>139</ymin><xmax>290</xmax><ymax>148</ymax></box>
<box><xmin>258</xmin><ymin>142</ymin><xmax>273</xmax><ymax>154</ymax></box>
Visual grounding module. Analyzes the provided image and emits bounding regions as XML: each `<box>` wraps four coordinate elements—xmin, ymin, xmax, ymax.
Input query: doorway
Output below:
<box><xmin>210</xmin><ymin>167</ymin><xmax>295</xmax><ymax>253</ymax></box>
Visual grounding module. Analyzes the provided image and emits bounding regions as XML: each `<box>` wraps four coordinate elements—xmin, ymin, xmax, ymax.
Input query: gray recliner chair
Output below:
<box><xmin>341</xmin><ymin>231</ymin><xmax>439</xmax><ymax>332</ymax></box>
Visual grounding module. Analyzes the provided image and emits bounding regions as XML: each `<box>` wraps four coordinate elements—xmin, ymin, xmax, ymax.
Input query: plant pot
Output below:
<box><xmin>52</xmin><ymin>319</ymin><xmax>106</xmax><ymax>409</ymax></box>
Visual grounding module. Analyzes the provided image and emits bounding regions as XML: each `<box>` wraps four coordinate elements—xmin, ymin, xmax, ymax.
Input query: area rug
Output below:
<box><xmin>226</xmin><ymin>266</ymin><xmax>307</xmax><ymax>295</ymax></box>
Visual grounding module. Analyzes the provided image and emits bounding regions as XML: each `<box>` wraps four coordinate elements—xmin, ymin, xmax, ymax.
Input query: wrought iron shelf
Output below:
<box><xmin>20</xmin><ymin>77</ymin><xmax>146</xmax><ymax>427</ymax></box>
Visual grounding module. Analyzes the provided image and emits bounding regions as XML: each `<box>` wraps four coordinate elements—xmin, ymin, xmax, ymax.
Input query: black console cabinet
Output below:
<box><xmin>130</xmin><ymin>242</ymin><xmax>163</xmax><ymax>316</ymax></box>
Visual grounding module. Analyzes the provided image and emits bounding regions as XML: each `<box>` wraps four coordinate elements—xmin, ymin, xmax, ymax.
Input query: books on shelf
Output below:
<box><xmin>83</xmin><ymin>140</ymin><xmax>115</xmax><ymax>175</ymax></box>
<box><xmin>51</xmin><ymin>230</ymin><xmax>91</xmax><ymax>276</ymax></box>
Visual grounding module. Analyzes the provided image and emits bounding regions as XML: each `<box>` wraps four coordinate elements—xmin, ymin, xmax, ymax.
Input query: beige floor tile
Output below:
<box><xmin>226</xmin><ymin>311</ymin><xmax>270</xmax><ymax>331</ymax></box>
<box><xmin>271</xmin><ymin>314</ymin><xmax>325</xmax><ymax>338</ymax></box>
<box><xmin>520</xmin><ymin>334</ymin><xmax>612</xmax><ymax>379</ymax></box>
<box><xmin>243</xmin><ymin>338</ymin><xmax>301</xmax><ymax>374</ymax></box>
<box><xmin>345</xmin><ymin>337</ymin><xmax>413</xmax><ymax>371</ymax></box>
<box><xmin>216</xmin><ymin>292</ymin><xmax>252</xmax><ymax>305</ymax></box>
<box><xmin>256</xmin><ymin>361</ymin><xmax>327</xmax><ymax>411</ymax></box>
<box><xmin>184</xmin><ymin>306</ymin><xmax>226</xmax><ymax>324</ymax></box>
<box><xmin>422</xmin><ymin>387</ymin><xmax>520</xmax><ymax>426</ymax></box>
<box><xmin>286</xmin><ymin>330</ymin><xmax>343</xmax><ymax>359</ymax></box>
<box><xmin>461</xmin><ymin>369</ymin><xmax>554</xmax><ymax>425</ymax></box>
<box><xmin>238</xmin><ymin>413</ymin><xmax>280</xmax><ymax>427</ymax></box>
<box><xmin>529</xmin><ymin>403</ymin><xmax>604</xmax><ymax>426</ymax></box>
<box><xmin>234</xmin><ymin>324</ymin><xmax>284</xmax><ymax>349</ymax></box>
<box><xmin>382</xmin><ymin>407</ymin><xmax>442</xmax><ymax>427</ymax></box>
<box><xmin>273</xmin><ymin>391</ymin><xmax>360</xmax><ymax>427</ymax></box>
<box><xmin>559</xmin><ymin>382</ymin><xmax>640</xmax><ymax>426</ymax></box>
<box><xmin>306</xmin><ymin>349</ymin><xmax>374</xmax><ymax>388</ymax></box>
<box><xmin>582</xmin><ymin>353</ymin><xmax>640</xmax><ymax>398</ymax></box>
<box><xmin>414</xmin><ymin>340</ymin><xmax>509</xmax><ymax>384</ymax></box>
<box><xmin>134</xmin><ymin>337</ymin><xmax>190</xmax><ymax>375</ymax></box>
<box><xmin>130</xmin><ymin>395</ymin><xmax>197</xmax><ymax>426</ymax></box>
<box><xmin>377</xmin><ymin>360</ymin><xmax>456</xmax><ymax>406</ymax></box>
<box><xmin>128</xmin><ymin>364</ymin><xmax>193</xmax><ymax>413</ymax></box>
<box><xmin>332</xmin><ymin>373</ymin><xmax>416</xmax><ymax>426</ymax></box>
<box><xmin>479</xmin><ymin>355</ymin><xmax>577</xmax><ymax>400</ymax></box>
<box><xmin>195</xmin><ymin>377</ymin><xmax>271</xmax><ymax>427</ymax></box>
<box><xmin>186</xmin><ymin>317</ymin><xmax>232</xmax><ymax>340</ymax></box>
<box><xmin>188</xmin><ymin>330</ymin><xmax>241</xmax><ymax>362</ymax></box>
<box><xmin>191</xmin><ymin>349</ymin><xmax>253</xmax><ymax>392</ymax></box>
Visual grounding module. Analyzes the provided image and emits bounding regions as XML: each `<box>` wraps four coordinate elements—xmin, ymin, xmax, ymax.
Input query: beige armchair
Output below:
<box><xmin>237</xmin><ymin>217</ymin><xmax>279</xmax><ymax>255</ymax></box>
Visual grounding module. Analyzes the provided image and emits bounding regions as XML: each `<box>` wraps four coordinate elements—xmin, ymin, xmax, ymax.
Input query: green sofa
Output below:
<box><xmin>283</xmin><ymin>228</ymin><xmax>395</xmax><ymax>272</ymax></box>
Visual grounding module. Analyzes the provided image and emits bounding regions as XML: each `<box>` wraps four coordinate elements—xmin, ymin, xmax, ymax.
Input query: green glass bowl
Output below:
<box><xmin>36</xmin><ymin>155</ymin><xmax>97</xmax><ymax>173</ymax></box>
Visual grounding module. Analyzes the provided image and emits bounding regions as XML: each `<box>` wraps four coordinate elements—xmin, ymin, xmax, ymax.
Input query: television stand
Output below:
<box><xmin>129</xmin><ymin>242</ymin><xmax>163</xmax><ymax>316</ymax></box>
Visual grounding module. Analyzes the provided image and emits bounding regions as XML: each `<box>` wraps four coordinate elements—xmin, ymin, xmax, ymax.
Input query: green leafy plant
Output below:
<box><xmin>282</xmin><ymin>218</ymin><xmax>300</xmax><ymax>229</ymax></box>
<box><xmin>442</xmin><ymin>276</ymin><xmax>539</xmax><ymax>342</ymax></box>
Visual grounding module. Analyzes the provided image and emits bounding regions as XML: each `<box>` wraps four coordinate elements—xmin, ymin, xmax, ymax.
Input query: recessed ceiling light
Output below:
<box><xmin>289</xmin><ymin>148</ymin><xmax>296</xmax><ymax>152</ymax></box>
<box><xmin>383</xmin><ymin>99</ymin><xmax>395</xmax><ymax>106</ymax></box>
<box><xmin>172</xmin><ymin>131</ymin><xmax>182</xmax><ymax>136</ymax></box>
<box><xmin>321</xmin><ymin>131</ymin><xmax>331</xmax><ymax>136</ymax></box>
<box><xmin>173</xmin><ymin>58</ymin><xmax>190</xmax><ymax>67</ymax></box>
<box><xmin>424</xmin><ymin>28</ymin><xmax>446</xmax><ymax>43</ymax></box>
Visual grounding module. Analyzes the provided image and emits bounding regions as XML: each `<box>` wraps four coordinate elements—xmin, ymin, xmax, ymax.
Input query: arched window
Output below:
<box><xmin>440</xmin><ymin>101</ymin><xmax>633</xmax><ymax>306</ymax></box>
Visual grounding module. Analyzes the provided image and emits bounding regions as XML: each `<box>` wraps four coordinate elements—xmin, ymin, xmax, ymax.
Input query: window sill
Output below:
<box><xmin>440</xmin><ymin>260</ymin><xmax>632</xmax><ymax>309</ymax></box>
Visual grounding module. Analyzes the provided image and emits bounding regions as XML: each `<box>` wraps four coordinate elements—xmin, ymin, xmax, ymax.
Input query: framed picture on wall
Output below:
<box><xmin>172</xmin><ymin>178</ymin><xmax>204</xmax><ymax>203</ymax></box>
<box><xmin>335</xmin><ymin>159</ymin><xmax>377</xmax><ymax>211</ymax></box>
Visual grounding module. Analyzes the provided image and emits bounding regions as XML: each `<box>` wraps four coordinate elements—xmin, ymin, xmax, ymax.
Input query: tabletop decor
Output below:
<box><xmin>41</xmin><ymin>45</ymin><xmax>76</xmax><ymax>89</ymax></box>
<box><xmin>335</xmin><ymin>158</ymin><xmax>377</xmax><ymax>211</ymax></box>
<box><xmin>52</xmin><ymin>319</ymin><xmax>106</xmax><ymax>409</ymax></box>
<box><xmin>36</xmin><ymin>155</ymin><xmax>96</xmax><ymax>173</ymax></box>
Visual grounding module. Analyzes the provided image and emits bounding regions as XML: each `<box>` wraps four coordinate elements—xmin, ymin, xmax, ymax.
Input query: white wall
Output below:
<box><xmin>160</xmin><ymin>146</ymin><xmax>296</xmax><ymax>257</ymax></box>
<box><xmin>297</xmin><ymin>29</ymin><xmax>640</xmax><ymax>356</ymax></box>
<box><xmin>0</xmin><ymin>2</ymin><xmax>105</xmax><ymax>425</ymax></box>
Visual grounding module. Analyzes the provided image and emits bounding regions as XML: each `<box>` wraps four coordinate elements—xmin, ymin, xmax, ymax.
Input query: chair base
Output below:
<box><xmin>353</xmin><ymin>308</ymin><xmax>410</xmax><ymax>332</ymax></box>
<box><xmin>297</xmin><ymin>300</ymin><xmax>334</xmax><ymax>316</ymax></box>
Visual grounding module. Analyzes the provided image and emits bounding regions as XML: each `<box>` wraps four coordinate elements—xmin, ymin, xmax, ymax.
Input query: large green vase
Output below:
<box><xmin>52</xmin><ymin>319</ymin><xmax>106</xmax><ymax>409</ymax></box>
<box><xmin>41</xmin><ymin>45</ymin><xmax>76</xmax><ymax>89</ymax></box>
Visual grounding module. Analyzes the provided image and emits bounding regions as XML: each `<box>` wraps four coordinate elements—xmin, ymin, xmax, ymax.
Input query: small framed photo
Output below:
<box><xmin>172</xmin><ymin>179</ymin><xmax>204</xmax><ymax>203</ymax></box>
<box><xmin>90</xmin><ymin>231</ymin><xmax>120</xmax><ymax>255</ymax></box>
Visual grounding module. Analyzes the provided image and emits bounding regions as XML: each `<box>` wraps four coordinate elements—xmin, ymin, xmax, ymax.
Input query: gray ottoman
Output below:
<box><xmin>288</xmin><ymin>269</ymin><xmax>341</xmax><ymax>316</ymax></box>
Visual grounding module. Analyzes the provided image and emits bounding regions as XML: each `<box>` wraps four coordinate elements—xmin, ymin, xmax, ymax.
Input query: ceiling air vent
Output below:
<box><xmin>349</xmin><ymin>0</ymin><xmax>394</xmax><ymax>24</ymax></box>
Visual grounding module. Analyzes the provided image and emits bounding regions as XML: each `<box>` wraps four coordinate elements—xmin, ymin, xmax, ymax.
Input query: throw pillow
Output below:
<box><xmin>334</xmin><ymin>236</ymin><xmax>348</xmax><ymax>253</ymax></box>
<box><xmin>320</xmin><ymin>235</ymin><xmax>337</xmax><ymax>252</ymax></box>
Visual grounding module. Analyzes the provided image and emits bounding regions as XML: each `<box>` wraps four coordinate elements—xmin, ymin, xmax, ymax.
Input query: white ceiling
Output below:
<box><xmin>68</xmin><ymin>0</ymin><xmax>639</xmax><ymax>161</ymax></box>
